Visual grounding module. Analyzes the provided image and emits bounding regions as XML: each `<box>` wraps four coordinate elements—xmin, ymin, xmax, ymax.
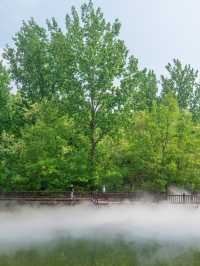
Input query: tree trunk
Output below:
<box><xmin>88</xmin><ymin>110</ymin><xmax>96</xmax><ymax>181</ymax></box>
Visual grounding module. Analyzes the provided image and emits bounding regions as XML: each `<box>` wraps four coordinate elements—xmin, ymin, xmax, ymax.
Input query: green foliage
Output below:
<box><xmin>0</xmin><ymin>1</ymin><xmax>200</xmax><ymax>192</ymax></box>
<box><xmin>0</xmin><ymin>102</ymin><xmax>89</xmax><ymax>191</ymax></box>
<box><xmin>0</xmin><ymin>62</ymin><xmax>11</xmax><ymax>132</ymax></box>
<box><xmin>4</xmin><ymin>19</ymin><xmax>56</xmax><ymax>102</ymax></box>
<box><xmin>161</xmin><ymin>59</ymin><xmax>200</xmax><ymax>121</ymax></box>
<box><xmin>63</xmin><ymin>1</ymin><xmax>129</xmax><ymax>180</ymax></box>
<box><xmin>113</xmin><ymin>95</ymin><xmax>200</xmax><ymax>191</ymax></box>
<box><xmin>122</xmin><ymin>57</ymin><xmax>158</xmax><ymax>112</ymax></box>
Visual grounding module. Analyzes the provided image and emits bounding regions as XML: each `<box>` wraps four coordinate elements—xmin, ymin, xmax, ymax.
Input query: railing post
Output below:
<box><xmin>183</xmin><ymin>193</ymin><xmax>186</xmax><ymax>204</ymax></box>
<box><xmin>165</xmin><ymin>192</ymin><xmax>168</xmax><ymax>201</ymax></box>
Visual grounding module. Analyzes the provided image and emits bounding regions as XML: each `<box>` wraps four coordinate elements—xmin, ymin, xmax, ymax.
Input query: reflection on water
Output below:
<box><xmin>0</xmin><ymin>239</ymin><xmax>200</xmax><ymax>266</ymax></box>
<box><xmin>1</xmin><ymin>203</ymin><xmax>200</xmax><ymax>265</ymax></box>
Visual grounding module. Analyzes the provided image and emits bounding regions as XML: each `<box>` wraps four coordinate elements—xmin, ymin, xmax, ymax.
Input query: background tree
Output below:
<box><xmin>161</xmin><ymin>59</ymin><xmax>200</xmax><ymax>121</ymax></box>
<box><xmin>122</xmin><ymin>57</ymin><xmax>158</xmax><ymax>113</ymax></box>
<box><xmin>0</xmin><ymin>62</ymin><xmax>11</xmax><ymax>133</ymax></box>
<box><xmin>114</xmin><ymin>95</ymin><xmax>200</xmax><ymax>191</ymax></box>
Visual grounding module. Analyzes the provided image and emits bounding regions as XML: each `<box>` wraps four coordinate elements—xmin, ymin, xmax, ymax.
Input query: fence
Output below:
<box><xmin>0</xmin><ymin>191</ymin><xmax>199</xmax><ymax>205</ymax></box>
<box><xmin>167</xmin><ymin>193</ymin><xmax>200</xmax><ymax>204</ymax></box>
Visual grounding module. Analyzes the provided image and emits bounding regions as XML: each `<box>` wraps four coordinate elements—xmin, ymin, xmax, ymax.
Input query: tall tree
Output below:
<box><xmin>62</xmin><ymin>1</ymin><xmax>128</xmax><ymax>182</ymax></box>
<box><xmin>4</xmin><ymin>19</ymin><xmax>56</xmax><ymax>103</ymax></box>
<box><xmin>161</xmin><ymin>59</ymin><xmax>200</xmax><ymax>121</ymax></box>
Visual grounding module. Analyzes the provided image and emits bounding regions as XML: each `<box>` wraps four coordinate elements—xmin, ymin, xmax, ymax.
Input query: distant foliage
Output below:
<box><xmin>0</xmin><ymin>1</ymin><xmax>200</xmax><ymax>191</ymax></box>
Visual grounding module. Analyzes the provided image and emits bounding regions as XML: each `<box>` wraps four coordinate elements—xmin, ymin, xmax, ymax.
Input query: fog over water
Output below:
<box><xmin>1</xmin><ymin>202</ymin><xmax>200</xmax><ymax>255</ymax></box>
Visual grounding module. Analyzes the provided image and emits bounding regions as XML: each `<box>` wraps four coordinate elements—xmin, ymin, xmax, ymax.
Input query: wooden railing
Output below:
<box><xmin>0</xmin><ymin>191</ymin><xmax>199</xmax><ymax>205</ymax></box>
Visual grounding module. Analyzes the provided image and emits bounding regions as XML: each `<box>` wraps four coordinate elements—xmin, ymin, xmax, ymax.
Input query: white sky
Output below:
<box><xmin>1</xmin><ymin>0</ymin><xmax>200</xmax><ymax>76</ymax></box>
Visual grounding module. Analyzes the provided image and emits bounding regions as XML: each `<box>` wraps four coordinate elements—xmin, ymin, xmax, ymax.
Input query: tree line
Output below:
<box><xmin>0</xmin><ymin>1</ymin><xmax>200</xmax><ymax>192</ymax></box>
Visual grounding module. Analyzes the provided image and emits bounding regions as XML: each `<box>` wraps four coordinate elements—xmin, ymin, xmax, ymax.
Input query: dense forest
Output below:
<box><xmin>0</xmin><ymin>1</ymin><xmax>199</xmax><ymax>192</ymax></box>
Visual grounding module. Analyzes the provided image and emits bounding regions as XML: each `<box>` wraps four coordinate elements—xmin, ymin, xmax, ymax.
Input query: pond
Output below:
<box><xmin>1</xmin><ymin>203</ymin><xmax>200</xmax><ymax>266</ymax></box>
<box><xmin>1</xmin><ymin>238</ymin><xmax>200</xmax><ymax>266</ymax></box>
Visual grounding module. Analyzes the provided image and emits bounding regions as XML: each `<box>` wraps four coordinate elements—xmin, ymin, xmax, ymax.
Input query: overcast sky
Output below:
<box><xmin>1</xmin><ymin>0</ymin><xmax>200</xmax><ymax>76</ymax></box>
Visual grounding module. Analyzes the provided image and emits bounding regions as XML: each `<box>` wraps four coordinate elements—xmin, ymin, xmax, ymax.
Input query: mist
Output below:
<box><xmin>1</xmin><ymin>202</ymin><xmax>200</xmax><ymax>255</ymax></box>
